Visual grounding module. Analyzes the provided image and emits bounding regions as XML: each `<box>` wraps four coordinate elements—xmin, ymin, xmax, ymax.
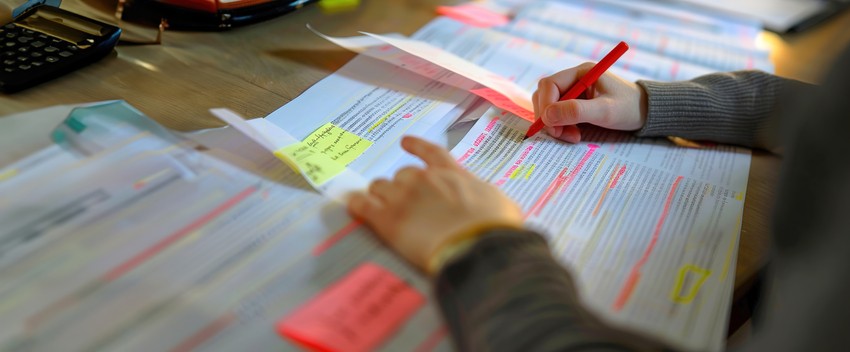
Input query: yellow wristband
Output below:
<box><xmin>426</xmin><ymin>222</ymin><xmax>524</xmax><ymax>275</ymax></box>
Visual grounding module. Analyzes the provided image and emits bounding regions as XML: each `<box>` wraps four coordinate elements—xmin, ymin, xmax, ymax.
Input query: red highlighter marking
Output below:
<box><xmin>557</xmin><ymin>144</ymin><xmax>599</xmax><ymax>196</ymax></box>
<box><xmin>612</xmin><ymin>176</ymin><xmax>683</xmax><ymax>311</ymax></box>
<box><xmin>592</xmin><ymin>165</ymin><xmax>627</xmax><ymax>217</ymax></box>
<box><xmin>525</xmin><ymin>167</ymin><xmax>569</xmax><ymax>218</ymax></box>
<box><xmin>313</xmin><ymin>219</ymin><xmax>362</xmax><ymax>256</ymax></box>
<box><xmin>670</xmin><ymin>61</ymin><xmax>680</xmax><ymax>80</ymax></box>
<box><xmin>102</xmin><ymin>186</ymin><xmax>257</xmax><ymax>282</ymax></box>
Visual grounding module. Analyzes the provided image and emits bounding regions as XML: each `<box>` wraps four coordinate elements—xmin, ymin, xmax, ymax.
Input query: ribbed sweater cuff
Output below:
<box><xmin>635</xmin><ymin>71</ymin><xmax>785</xmax><ymax>149</ymax></box>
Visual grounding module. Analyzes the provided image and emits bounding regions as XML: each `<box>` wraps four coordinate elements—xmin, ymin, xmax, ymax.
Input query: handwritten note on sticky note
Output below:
<box><xmin>277</xmin><ymin>263</ymin><xmax>425</xmax><ymax>352</ymax></box>
<box><xmin>305</xmin><ymin>123</ymin><xmax>373</xmax><ymax>166</ymax></box>
<box><xmin>274</xmin><ymin>142</ymin><xmax>345</xmax><ymax>186</ymax></box>
<box><xmin>436</xmin><ymin>4</ymin><xmax>510</xmax><ymax>28</ymax></box>
<box><xmin>470</xmin><ymin>87</ymin><xmax>536</xmax><ymax>122</ymax></box>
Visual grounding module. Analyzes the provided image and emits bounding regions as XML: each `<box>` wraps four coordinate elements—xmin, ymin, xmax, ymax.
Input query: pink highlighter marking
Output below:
<box><xmin>313</xmin><ymin>220</ymin><xmax>362</xmax><ymax>256</ymax></box>
<box><xmin>525</xmin><ymin>167</ymin><xmax>569</xmax><ymax>218</ymax></box>
<box><xmin>102</xmin><ymin>186</ymin><xmax>257</xmax><ymax>282</ymax></box>
<box><xmin>609</xmin><ymin>165</ymin><xmax>627</xmax><ymax>188</ymax></box>
<box><xmin>669</xmin><ymin>61</ymin><xmax>680</xmax><ymax>80</ymax></box>
<box><xmin>612</xmin><ymin>176</ymin><xmax>684</xmax><ymax>311</ymax></box>
<box><xmin>525</xmin><ymin>144</ymin><xmax>600</xmax><ymax>217</ymax></box>
<box><xmin>556</xmin><ymin>144</ymin><xmax>599</xmax><ymax>196</ymax></box>
<box><xmin>592</xmin><ymin>165</ymin><xmax>627</xmax><ymax>217</ymax></box>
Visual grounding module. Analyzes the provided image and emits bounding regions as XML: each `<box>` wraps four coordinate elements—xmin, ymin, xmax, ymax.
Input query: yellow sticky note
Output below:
<box><xmin>274</xmin><ymin>142</ymin><xmax>345</xmax><ymax>186</ymax></box>
<box><xmin>304</xmin><ymin>123</ymin><xmax>373</xmax><ymax>166</ymax></box>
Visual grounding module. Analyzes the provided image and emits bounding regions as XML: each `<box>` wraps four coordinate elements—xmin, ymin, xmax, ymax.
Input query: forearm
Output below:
<box><xmin>435</xmin><ymin>229</ymin><xmax>669</xmax><ymax>351</ymax></box>
<box><xmin>635</xmin><ymin>71</ymin><xmax>813</xmax><ymax>152</ymax></box>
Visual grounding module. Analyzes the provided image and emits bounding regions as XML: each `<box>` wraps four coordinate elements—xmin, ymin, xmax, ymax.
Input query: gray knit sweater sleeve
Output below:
<box><xmin>635</xmin><ymin>71</ymin><xmax>813</xmax><ymax>152</ymax></box>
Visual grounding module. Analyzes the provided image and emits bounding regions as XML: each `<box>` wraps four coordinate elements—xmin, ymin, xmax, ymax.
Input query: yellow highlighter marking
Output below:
<box><xmin>670</xmin><ymin>264</ymin><xmax>712</xmax><ymax>304</ymax></box>
<box><xmin>368</xmin><ymin>96</ymin><xmax>413</xmax><ymax>132</ymax></box>
<box><xmin>0</xmin><ymin>168</ymin><xmax>18</xmax><ymax>182</ymax></box>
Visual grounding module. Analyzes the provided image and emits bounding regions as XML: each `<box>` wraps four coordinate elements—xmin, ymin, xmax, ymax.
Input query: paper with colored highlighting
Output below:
<box><xmin>361</xmin><ymin>32</ymin><xmax>534</xmax><ymax>113</ymax></box>
<box><xmin>277</xmin><ymin>263</ymin><xmax>425</xmax><ymax>352</ymax></box>
<box><xmin>210</xmin><ymin>108</ymin><xmax>368</xmax><ymax>201</ymax></box>
<box><xmin>470</xmin><ymin>87</ymin><xmax>535</xmax><ymax>122</ymax></box>
<box><xmin>450</xmin><ymin>111</ymin><xmax>750</xmax><ymax>351</ymax></box>
<box><xmin>436</xmin><ymin>3</ymin><xmax>511</xmax><ymax>28</ymax></box>
<box><xmin>309</xmin><ymin>26</ymin><xmax>479</xmax><ymax>92</ymax></box>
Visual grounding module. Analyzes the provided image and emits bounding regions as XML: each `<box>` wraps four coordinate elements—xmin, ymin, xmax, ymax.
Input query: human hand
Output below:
<box><xmin>532</xmin><ymin>63</ymin><xmax>648</xmax><ymax>143</ymax></box>
<box><xmin>347</xmin><ymin>136</ymin><xmax>524</xmax><ymax>274</ymax></box>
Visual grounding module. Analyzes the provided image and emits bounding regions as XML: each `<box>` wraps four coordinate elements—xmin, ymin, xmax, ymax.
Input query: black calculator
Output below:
<box><xmin>0</xmin><ymin>5</ymin><xmax>121</xmax><ymax>93</ymax></box>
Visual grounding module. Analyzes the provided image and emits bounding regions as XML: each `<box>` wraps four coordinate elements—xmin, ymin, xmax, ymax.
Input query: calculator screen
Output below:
<box><xmin>15</xmin><ymin>6</ymin><xmax>104</xmax><ymax>47</ymax></box>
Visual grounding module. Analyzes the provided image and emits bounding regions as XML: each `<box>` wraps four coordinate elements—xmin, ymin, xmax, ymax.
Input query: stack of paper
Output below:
<box><xmin>0</xmin><ymin>1</ymin><xmax>770</xmax><ymax>351</ymax></box>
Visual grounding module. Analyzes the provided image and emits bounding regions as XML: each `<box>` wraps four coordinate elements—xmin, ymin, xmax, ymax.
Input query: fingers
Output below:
<box><xmin>541</xmin><ymin>98</ymin><xmax>611</xmax><ymax>127</ymax></box>
<box><xmin>534</xmin><ymin>75</ymin><xmax>565</xmax><ymax>119</ymax></box>
<box><xmin>534</xmin><ymin>63</ymin><xmax>607</xmax><ymax>135</ymax></box>
<box><xmin>347</xmin><ymin>192</ymin><xmax>385</xmax><ymax>227</ymax></box>
<box><xmin>401</xmin><ymin>136</ymin><xmax>457</xmax><ymax>169</ymax></box>
<box><xmin>394</xmin><ymin>166</ymin><xmax>424</xmax><ymax>186</ymax></box>
<box><xmin>545</xmin><ymin>124</ymin><xmax>582</xmax><ymax>144</ymax></box>
<box><xmin>368</xmin><ymin>178</ymin><xmax>396</xmax><ymax>203</ymax></box>
<box><xmin>537</xmin><ymin>62</ymin><xmax>595</xmax><ymax>99</ymax></box>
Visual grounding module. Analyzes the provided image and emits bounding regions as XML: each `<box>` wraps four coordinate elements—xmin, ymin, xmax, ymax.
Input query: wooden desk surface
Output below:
<box><xmin>2</xmin><ymin>0</ymin><xmax>850</xmax><ymax>292</ymax></box>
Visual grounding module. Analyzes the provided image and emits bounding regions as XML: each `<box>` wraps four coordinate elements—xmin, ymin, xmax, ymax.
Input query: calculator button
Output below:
<box><xmin>3</xmin><ymin>67</ymin><xmax>13</xmax><ymax>73</ymax></box>
<box><xmin>16</xmin><ymin>56</ymin><xmax>28</xmax><ymax>62</ymax></box>
<box><xmin>31</xmin><ymin>41</ymin><xmax>45</xmax><ymax>48</ymax></box>
<box><xmin>18</xmin><ymin>64</ymin><xmax>31</xmax><ymax>70</ymax></box>
<box><xmin>31</xmin><ymin>61</ymin><xmax>43</xmax><ymax>67</ymax></box>
<box><xmin>3</xmin><ymin>24</ymin><xmax>14</xmax><ymax>30</ymax></box>
<box><xmin>5</xmin><ymin>33</ymin><xmax>15</xmax><ymax>39</ymax></box>
<box><xmin>18</xmin><ymin>36</ymin><xmax>32</xmax><ymax>43</ymax></box>
<box><xmin>30</xmin><ymin>52</ymin><xmax>42</xmax><ymax>58</ymax></box>
<box><xmin>17</xmin><ymin>47</ymin><xmax>29</xmax><ymax>53</ymax></box>
<box><xmin>3</xmin><ymin>51</ymin><xmax>14</xmax><ymax>57</ymax></box>
<box><xmin>45</xmin><ymin>56</ymin><xmax>59</xmax><ymax>63</ymax></box>
<box><xmin>44</xmin><ymin>46</ymin><xmax>58</xmax><ymax>53</ymax></box>
<box><xmin>3</xmin><ymin>59</ymin><xmax>15</xmax><ymax>65</ymax></box>
<box><xmin>66</xmin><ymin>45</ymin><xmax>79</xmax><ymax>51</ymax></box>
<box><xmin>37</xmin><ymin>34</ymin><xmax>48</xmax><ymax>39</ymax></box>
<box><xmin>22</xmin><ymin>29</ymin><xmax>34</xmax><ymax>35</ymax></box>
<box><xmin>58</xmin><ymin>51</ymin><xmax>73</xmax><ymax>58</ymax></box>
<box><xmin>4</xmin><ymin>42</ymin><xmax>15</xmax><ymax>47</ymax></box>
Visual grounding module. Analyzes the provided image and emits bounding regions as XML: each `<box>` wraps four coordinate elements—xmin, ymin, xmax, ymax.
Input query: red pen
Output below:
<box><xmin>524</xmin><ymin>41</ymin><xmax>629</xmax><ymax>140</ymax></box>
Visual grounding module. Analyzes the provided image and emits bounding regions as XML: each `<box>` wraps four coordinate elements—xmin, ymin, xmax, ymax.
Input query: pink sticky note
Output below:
<box><xmin>436</xmin><ymin>4</ymin><xmax>510</xmax><ymax>28</ymax></box>
<box><xmin>470</xmin><ymin>87</ymin><xmax>536</xmax><ymax>122</ymax></box>
<box><xmin>277</xmin><ymin>263</ymin><xmax>425</xmax><ymax>352</ymax></box>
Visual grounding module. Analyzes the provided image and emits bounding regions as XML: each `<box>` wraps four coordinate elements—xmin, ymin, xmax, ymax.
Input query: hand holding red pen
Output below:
<box><xmin>529</xmin><ymin>42</ymin><xmax>648</xmax><ymax>142</ymax></box>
